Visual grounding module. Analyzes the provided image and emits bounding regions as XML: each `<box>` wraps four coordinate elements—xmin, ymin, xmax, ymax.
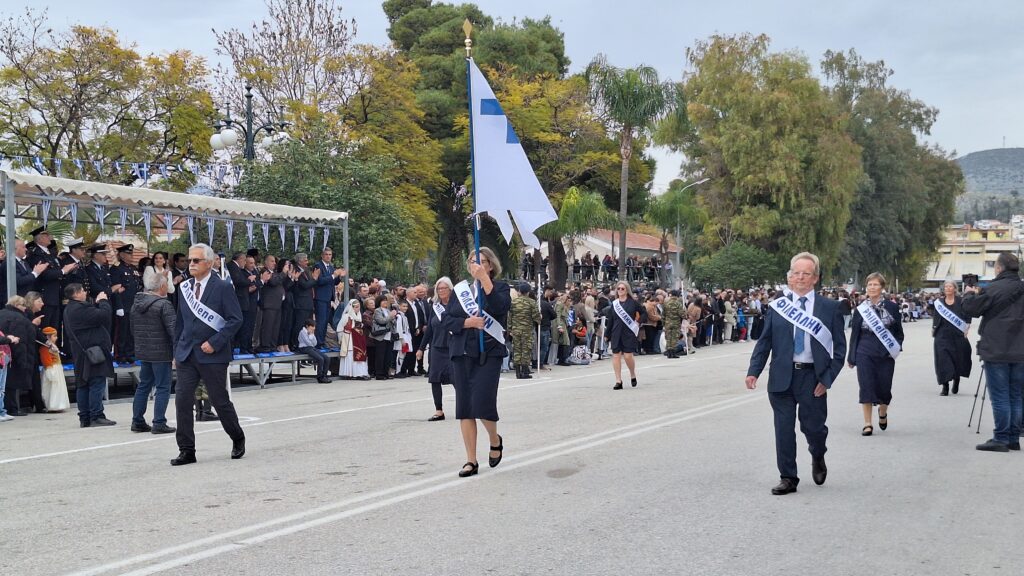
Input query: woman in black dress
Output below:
<box><xmin>604</xmin><ymin>281</ymin><xmax>647</xmax><ymax>390</ymax></box>
<box><xmin>848</xmin><ymin>272</ymin><xmax>904</xmax><ymax>436</ymax></box>
<box><xmin>930</xmin><ymin>280</ymin><xmax>972</xmax><ymax>396</ymax></box>
<box><xmin>442</xmin><ymin>247</ymin><xmax>511</xmax><ymax>478</ymax></box>
<box><xmin>418</xmin><ymin>276</ymin><xmax>454</xmax><ymax>421</ymax></box>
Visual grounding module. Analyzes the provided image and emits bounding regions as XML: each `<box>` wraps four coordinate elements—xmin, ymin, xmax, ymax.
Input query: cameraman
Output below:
<box><xmin>961</xmin><ymin>252</ymin><xmax>1024</xmax><ymax>452</ymax></box>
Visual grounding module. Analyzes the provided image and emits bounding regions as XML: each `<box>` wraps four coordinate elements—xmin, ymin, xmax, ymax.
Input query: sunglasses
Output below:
<box><xmin>189</xmin><ymin>258</ymin><xmax>207</xmax><ymax>264</ymax></box>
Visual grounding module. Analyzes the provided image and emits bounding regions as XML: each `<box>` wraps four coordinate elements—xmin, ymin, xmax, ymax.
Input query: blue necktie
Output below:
<box><xmin>793</xmin><ymin>296</ymin><xmax>807</xmax><ymax>355</ymax></box>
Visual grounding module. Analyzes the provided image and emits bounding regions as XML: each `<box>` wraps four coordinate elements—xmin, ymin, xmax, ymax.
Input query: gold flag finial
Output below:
<box><xmin>463</xmin><ymin>19</ymin><xmax>473</xmax><ymax>58</ymax></box>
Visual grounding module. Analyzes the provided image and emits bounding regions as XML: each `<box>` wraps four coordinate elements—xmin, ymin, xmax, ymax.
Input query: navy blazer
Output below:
<box><xmin>847</xmin><ymin>299</ymin><xmax>904</xmax><ymax>365</ymax></box>
<box><xmin>174</xmin><ymin>274</ymin><xmax>243</xmax><ymax>364</ymax></box>
<box><xmin>313</xmin><ymin>260</ymin><xmax>342</xmax><ymax>303</ymax></box>
<box><xmin>442</xmin><ymin>279</ymin><xmax>511</xmax><ymax>359</ymax></box>
<box><xmin>746</xmin><ymin>292</ymin><xmax>847</xmax><ymax>392</ymax></box>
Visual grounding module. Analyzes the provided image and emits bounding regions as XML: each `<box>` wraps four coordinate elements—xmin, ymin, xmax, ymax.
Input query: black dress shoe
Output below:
<box><xmin>458</xmin><ymin>461</ymin><xmax>479</xmax><ymax>478</ymax></box>
<box><xmin>613</xmin><ymin>382</ymin><xmax>623</xmax><ymax>390</ymax></box>
<box><xmin>427</xmin><ymin>414</ymin><xmax>445</xmax><ymax>422</ymax></box>
<box><xmin>231</xmin><ymin>437</ymin><xmax>246</xmax><ymax>459</ymax></box>
<box><xmin>131</xmin><ymin>422</ymin><xmax>153</xmax><ymax>433</ymax></box>
<box><xmin>812</xmin><ymin>457</ymin><xmax>827</xmax><ymax>486</ymax></box>
<box><xmin>1009</xmin><ymin>442</ymin><xmax>1021</xmax><ymax>451</ymax></box>
<box><xmin>976</xmin><ymin>439</ymin><xmax>1010</xmax><ymax>452</ymax></box>
<box><xmin>151</xmin><ymin>423</ymin><xmax>176</xmax><ymax>434</ymax></box>
<box><xmin>488</xmin><ymin>435</ymin><xmax>504</xmax><ymax>468</ymax></box>
<box><xmin>170</xmin><ymin>451</ymin><xmax>197</xmax><ymax>466</ymax></box>
<box><xmin>630</xmin><ymin>377</ymin><xmax>638</xmax><ymax>388</ymax></box>
<box><xmin>11</xmin><ymin>410</ymin><xmax>28</xmax><ymax>417</ymax></box>
<box><xmin>80</xmin><ymin>420</ymin><xmax>90</xmax><ymax>428</ymax></box>
<box><xmin>91</xmin><ymin>417</ymin><xmax>116</xmax><ymax>426</ymax></box>
<box><xmin>771</xmin><ymin>478</ymin><xmax>798</xmax><ymax>495</ymax></box>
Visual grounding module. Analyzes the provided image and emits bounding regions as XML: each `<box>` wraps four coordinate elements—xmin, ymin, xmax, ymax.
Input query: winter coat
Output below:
<box><xmin>64</xmin><ymin>299</ymin><xmax>115</xmax><ymax>382</ymax></box>
<box><xmin>0</xmin><ymin>306</ymin><xmax>38</xmax><ymax>390</ymax></box>
<box><xmin>130</xmin><ymin>292</ymin><xmax>176</xmax><ymax>362</ymax></box>
<box><xmin>961</xmin><ymin>269</ymin><xmax>1024</xmax><ymax>363</ymax></box>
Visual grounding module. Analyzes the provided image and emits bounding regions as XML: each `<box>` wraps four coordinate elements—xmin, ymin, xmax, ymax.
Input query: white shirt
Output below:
<box><xmin>791</xmin><ymin>289</ymin><xmax>815</xmax><ymax>363</ymax></box>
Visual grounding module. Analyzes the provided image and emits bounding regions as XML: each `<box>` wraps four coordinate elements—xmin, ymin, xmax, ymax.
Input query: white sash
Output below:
<box><xmin>432</xmin><ymin>300</ymin><xmax>446</xmax><ymax>322</ymax></box>
<box><xmin>181</xmin><ymin>278</ymin><xmax>227</xmax><ymax>331</ymax></box>
<box><xmin>612</xmin><ymin>299</ymin><xmax>640</xmax><ymax>337</ymax></box>
<box><xmin>856</xmin><ymin>301</ymin><xmax>901</xmax><ymax>359</ymax></box>
<box><xmin>934</xmin><ymin>300</ymin><xmax>969</xmax><ymax>335</ymax></box>
<box><xmin>768</xmin><ymin>295</ymin><xmax>834</xmax><ymax>358</ymax></box>
<box><xmin>453</xmin><ymin>280</ymin><xmax>505</xmax><ymax>345</ymax></box>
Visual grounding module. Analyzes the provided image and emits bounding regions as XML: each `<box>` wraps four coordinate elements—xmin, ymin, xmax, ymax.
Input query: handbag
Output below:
<box><xmin>65</xmin><ymin>319</ymin><xmax>109</xmax><ymax>365</ymax></box>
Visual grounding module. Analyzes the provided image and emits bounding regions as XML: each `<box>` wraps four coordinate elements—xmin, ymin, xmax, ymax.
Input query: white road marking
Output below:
<box><xmin>64</xmin><ymin>392</ymin><xmax>762</xmax><ymax>576</ymax></box>
<box><xmin>1</xmin><ymin>351</ymin><xmax>749</xmax><ymax>466</ymax></box>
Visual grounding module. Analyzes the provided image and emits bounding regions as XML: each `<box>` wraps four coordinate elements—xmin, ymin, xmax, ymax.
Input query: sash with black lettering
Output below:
<box><xmin>453</xmin><ymin>280</ymin><xmax>505</xmax><ymax>345</ymax></box>
<box><xmin>856</xmin><ymin>301</ymin><xmax>901</xmax><ymax>359</ymax></box>
<box><xmin>768</xmin><ymin>295</ymin><xmax>834</xmax><ymax>358</ymax></box>
<box><xmin>934</xmin><ymin>300</ymin><xmax>969</xmax><ymax>335</ymax></box>
<box><xmin>612</xmin><ymin>299</ymin><xmax>640</xmax><ymax>337</ymax></box>
<box><xmin>432</xmin><ymin>300</ymin><xmax>446</xmax><ymax>322</ymax></box>
<box><xmin>181</xmin><ymin>278</ymin><xmax>227</xmax><ymax>331</ymax></box>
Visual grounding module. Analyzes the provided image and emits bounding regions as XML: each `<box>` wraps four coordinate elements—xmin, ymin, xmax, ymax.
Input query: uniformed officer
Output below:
<box><xmin>85</xmin><ymin>244</ymin><xmax>111</xmax><ymax>302</ymax></box>
<box><xmin>27</xmin><ymin>227</ymin><xmax>77</xmax><ymax>332</ymax></box>
<box><xmin>59</xmin><ymin>238</ymin><xmax>90</xmax><ymax>300</ymax></box>
<box><xmin>109</xmin><ymin>244</ymin><xmax>141</xmax><ymax>362</ymax></box>
<box><xmin>508</xmin><ymin>282</ymin><xmax>540</xmax><ymax>379</ymax></box>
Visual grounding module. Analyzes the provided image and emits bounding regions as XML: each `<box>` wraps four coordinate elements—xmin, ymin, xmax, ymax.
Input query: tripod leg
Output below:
<box><xmin>969</xmin><ymin>365</ymin><xmax>985</xmax><ymax>427</ymax></box>
<box><xmin>977</xmin><ymin>379</ymin><xmax>988</xmax><ymax>435</ymax></box>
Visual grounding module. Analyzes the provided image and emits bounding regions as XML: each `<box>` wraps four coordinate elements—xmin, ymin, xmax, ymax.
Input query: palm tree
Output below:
<box><xmin>538</xmin><ymin>186</ymin><xmax>618</xmax><ymax>288</ymax></box>
<box><xmin>645</xmin><ymin>178</ymin><xmax>709</xmax><ymax>285</ymax></box>
<box><xmin>585</xmin><ymin>54</ymin><xmax>675</xmax><ymax>280</ymax></box>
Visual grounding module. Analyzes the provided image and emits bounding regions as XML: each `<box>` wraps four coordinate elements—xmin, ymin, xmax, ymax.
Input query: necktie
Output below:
<box><xmin>194</xmin><ymin>279</ymin><xmax>202</xmax><ymax>301</ymax></box>
<box><xmin>793</xmin><ymin>296</ymin><xmax>807</xmax><ymax>355</ymax></box>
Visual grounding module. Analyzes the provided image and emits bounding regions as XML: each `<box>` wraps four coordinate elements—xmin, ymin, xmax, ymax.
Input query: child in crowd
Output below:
<box><xmin>298</xmin><ymin>320</ymin><xmax>331</xmax><ymax>383</ymax></box>
<box><xmin>40</xmin><ymin>327</ymin><xmax>69</xmax><ymax>412</ymax></box>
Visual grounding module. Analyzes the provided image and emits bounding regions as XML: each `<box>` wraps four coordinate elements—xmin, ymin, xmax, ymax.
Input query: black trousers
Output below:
<box><xmin>298</xmin><ymin>346</ymin><xmax>328</xmax><ymax>378</ymax></box>
<box><xmin>114</xmin><ymin>313</ymin><xmax>134</xmax><ymax>360</ymax></box>
<box><xmin>174</xmin><ymin>355</ymin><xmax>244</xmax><ymax>452</ymax></box>
<box><xmin>768</xmin><ymin>367</ymin><xmax>828</xmax><ymax>482</ymax></box>
<box><xmin>236</xmin><ymin>307</ymin><xmax>256</xmax><ymax>353</ymax></box>
<box><xmin>258</xmin><ymin>308</ymin><xmax>280</xmax><ymax>351</ymax></box>
<box><xmin>373</xmin><ymin>338</ymin><xmax>391</xmax><ymax>379</ymax></box>
<box><xmin>412</xmin><ymin>331</ymin><xmax>425</xmax><ymax>372</ymax></box>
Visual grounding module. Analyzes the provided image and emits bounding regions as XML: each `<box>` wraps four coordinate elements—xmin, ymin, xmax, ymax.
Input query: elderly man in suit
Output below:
<box><xmin>170</xmin><ymin>243</ymin><xmax>245</xmax><ymax>466</ymax></box>
<box><xmin>312</xmin><ymin>247</ymin><xmax>346</xmax><ymax>346</ymax></box>
<box><xmin>745</xmin><ymin>252</ymin><xmax>846</xmax><ymax>495</ymax></box>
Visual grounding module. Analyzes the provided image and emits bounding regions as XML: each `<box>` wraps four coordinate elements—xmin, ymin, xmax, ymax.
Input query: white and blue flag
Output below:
<box><xmin>468</xmin><ymin>59</ymin><xmax>557</xmax><ymax>248</ymax></box>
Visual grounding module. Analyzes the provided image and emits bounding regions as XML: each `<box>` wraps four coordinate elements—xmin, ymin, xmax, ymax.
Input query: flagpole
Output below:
<box><xmin>464</xmin><ymin>19</ymin><xmax>485</xmax><ymax>358</ymax></box>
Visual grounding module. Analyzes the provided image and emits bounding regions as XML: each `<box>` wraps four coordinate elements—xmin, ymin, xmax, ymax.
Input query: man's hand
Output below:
<box><xmin>96</xmin><ymin>292</ymin><xmax>108</xmax><ymax>302</ymax></box>
<box><xmin>111</xmin><ymin>283</ymin><xmax>123</xmax><ymax>293</ymax></box>
<box><xmin>847</xmin><ymin>361</ymin><xmax>855</xmax><ymax>369</ymax></box>
<box><xmin>201</xmin><ymin>341</ymin><xmax>215</xmax><ymax>354</ymax></box>
<box><xmin>963</xmin><ymin>285</ymin><xmax>980</xmax><ymax>295</ymax></box>
<box><xmin>248</xmin><ymin>285</ymin><xmax>257</xmax><ymax>293</ymax></box>
<box><xmin>173</xmin><ymin>275</ymin><xmax>185</xmax><ymax>285</ymax></box>
<box><xmin>62</xmin><ymin>263</ymin><xmax>77</xmax><ymax>275</ymax></box>
<box><xmin>464</xmin><ymin>316</ymin><xmax>485</xmax><ymax>329</ymax></box>
<box><xmin>312</xmin><ymin>267</ymin><xmax>321</xmax><ymax>279</ymax></box>
<box><xmin>334</xmin><ymin>267</ymin><xmax>347</xmax><ymax>278</ymax></box>
<box><xmin>33</xmin><ymin>262</ymin><xmax>48</xmax><ymax>275</ymax></box>
<box><xmin>7</xmin><ymin>335</ymin><xmax>19</xmax><ymax>344</ymax></box>
<box><xmin>261</xmin><ymin>270</ymin><xmax>272</xmax><ymax>282</ymax></box>
<box><xmin>415</xmin><ymin>350</ymin><xmax>423</xmax><ymax>360</ymax></box>
<box><xmin>115</xmin><ymin>309</ymin><xmax>124</xmax><ymax>317</ymax></box>
<box><xmin>814</xmin><ymin>383</ymin><xmax>827</xmax><ymax>397</ymax></box>
<box><xmin>745</xmin><ymin>375</ymin><xmax>758</xmax><ymax>390</ymax></box>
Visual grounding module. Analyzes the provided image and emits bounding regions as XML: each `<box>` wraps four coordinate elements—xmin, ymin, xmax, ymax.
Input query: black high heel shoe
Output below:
<box><xmin>489</xmin><ymin>435</ymin><xmax>504</xmax><ymax>468</ymax></box>
<box><xmin>631</xmin><ymin>377</ymin><xmax>638</xmax><ymax>388</ymax></box>
<box><xmin>458</xmin><ymin>461</ymin><xmax>479</xmax><ymax>478</ymax></box>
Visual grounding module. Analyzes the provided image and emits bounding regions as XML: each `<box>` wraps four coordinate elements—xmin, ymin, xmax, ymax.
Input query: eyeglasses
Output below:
<box><xmin>617</xmin><ymin>287</ymin><xmax>627</xmax><ymax>291</ymax></box>
<box><xmin>189</xmin><ymin>258</ymin><xmax>207</xmax><ymax>264</ymax></box>
<box><xmin>788</xmin><ymin>271</ymin><xmax>815</xmax><ymax>278</ymax></box>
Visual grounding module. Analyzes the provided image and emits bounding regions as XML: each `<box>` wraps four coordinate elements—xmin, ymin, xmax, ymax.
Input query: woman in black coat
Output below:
<box><xmin>603</xmin><ymin>281</ymin><xmax>647</xmax><ymax>390</ymax></box>
<box><xmin>848</xmin><ymin>273</ymin><xmax>905</xmax><ymax>436</ymax></box>
<box><xmin>442</xmin><ymin>247</ymin><xmax>511</xmax><ymax>478</ymax></box>
<box><xmin>417</xmin><ymin>277</ymin><xmax>454</xmax><ymax>421</ymax></box>
<box><xmin>930</xmin><ymin>280</ymin><xmax>972</xmax><ymax>396</ymax></box>
<box><xmin>0</xmin><ymin>297</ymin><xmax>37</xmax><ymax>416</ymax></box>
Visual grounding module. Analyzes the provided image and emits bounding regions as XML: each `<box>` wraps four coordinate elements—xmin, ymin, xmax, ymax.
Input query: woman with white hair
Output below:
<box><xmin>930</xmin><ymin>280</ymin><xmax>972</xmax><ymax>396</ymax></box>
<box><xmin>338</xmin><ymin>299</ymin><xmax>369</xmax><ymax>380</ymax></box>
<box><xmin>417</xmin><ymin>276</ymin><xmax>454</xmax><ymax>421</ymax></box>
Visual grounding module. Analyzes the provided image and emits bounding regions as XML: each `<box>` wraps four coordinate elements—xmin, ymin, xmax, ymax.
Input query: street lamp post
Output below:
<box><xmin>210</xmin><ymin>85</ymin><xmax>290</xmax><ymax>160</ymax></box>
<box><xmin>674</xmin><ymin>177</ymin><xmax>710</xmax><ymax>290</ymax></box>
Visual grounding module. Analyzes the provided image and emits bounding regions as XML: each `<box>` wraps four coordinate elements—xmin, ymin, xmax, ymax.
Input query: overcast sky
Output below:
<box><xmin>26</xmin><ymin>0</ymin><xmax>1024</xmax><ymax>192</ymax></box>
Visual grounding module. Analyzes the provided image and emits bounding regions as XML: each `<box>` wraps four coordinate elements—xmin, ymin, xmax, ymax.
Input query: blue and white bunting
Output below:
<box><xmin>278</xmin><ymin>224</ymin><xmax>286</xmax><ymax>250</ymax></box>
<box><xmin>261</xmin><ymin>223</ymin><xmax>270</xmax><ymax>249</ymax></box>
<box><xmin>41</xmin><ymin>198</ymin><xmax>52</xmax><ymax>228</ymax></box>
<box><xmin>69</xmin><ymin>202</ymin><xmax>78</xmax><ymax>229</ymax></box>
<box><xmin>293</xmin><ymin>225</ymin><xmax>300</xmax><ymax>252</ymax></box>
<box><xmin>95</xmin><ymin>205</ymin><xmax>107</xmax><ymax>233</ymax></box>
<box><xmin>207</xmin><ymin>216</ymin><xmax>215</xmax><ymax>244</ymax></box>
<box><xmin>225</xmin><ymin>220</ymin><xmax>235</xmax><ymax>250</ymax></box>
<box><xmin>186</xmin><ymin>214</ymin><xmax>195</xmax><ymax>245</ymax></box>
<box><xmin>246</xmin><ymin>221</ymin><xmax>254</xmax><ymax>247</ymax></box>
<box><xmin>322</xmin><ymin>227</ymin><xmax>330</xmax><ymax>251</ymax></box>
<box><xmin>163</xmin><ymin>212</ymin><xmax>173</xmax><ymax>242</ymax></box>
<box><xmin>142</xmin><ymin>210</ymin><xmax>152</xmax><ymax>242</ymax></box>
<box><xmin>118</xmin><ymin>207</ymin><xmax>128</xmax><ymax>235</ymax></box>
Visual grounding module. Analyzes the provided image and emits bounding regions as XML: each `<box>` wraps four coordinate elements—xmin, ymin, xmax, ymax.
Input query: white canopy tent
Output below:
<box><xmin>0</xmin><ymin>168</ymin><xmax>351</xmax><ymax>303</ymax></box>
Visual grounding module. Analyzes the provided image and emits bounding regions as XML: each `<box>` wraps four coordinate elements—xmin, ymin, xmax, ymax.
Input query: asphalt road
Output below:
<box><xmin>0</xmin><ymin>320</ymin><xmax>1019</xmax><ymax>576</ymax></box>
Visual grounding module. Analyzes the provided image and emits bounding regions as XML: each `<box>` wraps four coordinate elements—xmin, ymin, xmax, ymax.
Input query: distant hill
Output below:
<box><xmin>957</xmin><ymin>148</ymin><xmax>1024</xmax><ymax>195</ymax></box>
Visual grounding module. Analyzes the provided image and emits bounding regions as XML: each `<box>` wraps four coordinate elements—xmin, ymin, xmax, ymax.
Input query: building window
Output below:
<box><xmin>986</xmin><ymin>260</ymin><xmax>996</xmax><ymax>267</ymax></box>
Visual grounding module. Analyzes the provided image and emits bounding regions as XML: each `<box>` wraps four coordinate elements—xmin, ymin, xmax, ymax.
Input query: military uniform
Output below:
<box><xmin>508</xmin><ymin>285</ymin><xmax>541</xmax><ymax>379</ymax></box>
<box><xmin>26</xmin><ymin>228</ymin><xmax>64</xmax><ymax>331</ymax></box>
<box><xmin>662</xmin><ymin>294</ymin><xmax>686</xmax><ymax>358</ymax></box>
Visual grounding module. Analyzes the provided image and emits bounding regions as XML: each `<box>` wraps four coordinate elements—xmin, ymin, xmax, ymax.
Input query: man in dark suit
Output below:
<box><xmin>0</xmin><ymin>240</ymin><xmax>44</xmax><ymax>304</ymax></box>
<box><xmin>402</xmin><ymin>284</ymin><xmax>428</xmax><ymax>376</ymax></box>
<box><xmin>27</xmin><ymin>227</ymin><xmax>77</xmax><ymax>332</ymax></box>
<box><xmin>312</xmin><ymin>247</ymin><xmax>346</xmax><ymax>346</ymax></box>
<box><xmin>170</xmin><ymin>243</ymin><xmax>244</xmax><ymax>466</ymax></box>
<box><xmin>226</xmin><ymin>251</ymin><xmax>255</xmax><ymax>353</ymax></box>
<box><xmin>290</xmin><ymin>253</ymin><xmax>317</xmax><ymax>350</ymax></box>
<box><xmin>745</xmin><ymin>252</ymin><xmax>846</xmax><ymax>495</ymax></box>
